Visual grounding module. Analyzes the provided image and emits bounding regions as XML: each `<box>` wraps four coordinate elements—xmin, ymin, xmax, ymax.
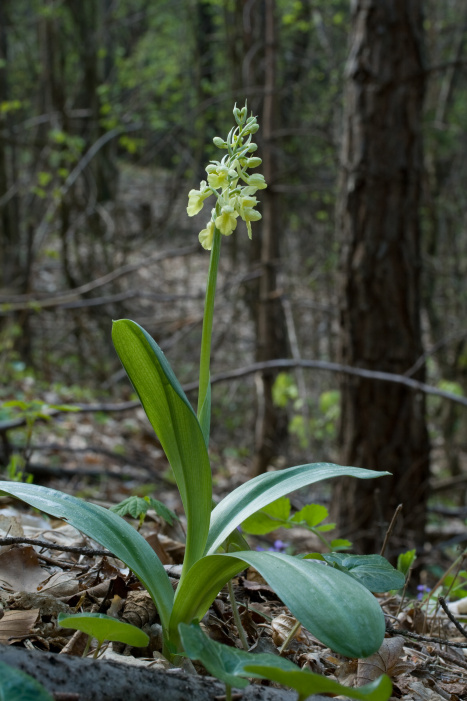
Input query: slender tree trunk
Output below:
<box><xmin>332</xmin><ymin>0</ymin><xmax>430</xmax><ymax>554</ymax></box>
<box><xmin>251</xmin><ymin>0</ymin><xmax>288</xmax><ymax>476</ymax></box>
<box><xmin>0</xmin><ymin>0</ymin><xmax>19</xmax><ymax>292</ymax></box>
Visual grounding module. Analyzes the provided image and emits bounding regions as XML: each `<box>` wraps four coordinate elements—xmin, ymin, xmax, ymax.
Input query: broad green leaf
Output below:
<box><xmin>206</xmin><ymin>464</ymin><xmax>390</xmax><ymax>555</ymax></box>
<box><xmin>58</xmin><ymin>613</ymin><xmax>149</xmax><ymax>646</ymax></box>
<box><xmin>112</xmin><ymin>319</ymin><xmax>212</xmax><ymax>570</ymax></box>
<box><xmin>0</xmin><ymin>660</ymin><xmax>54</xmax><ymax>701</ymax></box>
<box><xmin>145</xmin><ymin>496</ymin><xmax>179</xmax><ymax>525</ymax></box>
<box><xmin>397</xmin><ymin>549</ymin><xmax>416</xmax><ymax>578</ymax></box>
<box><xmin>171</xmin><ymin>551</ymin><xmax>385</xmax><ymax>658</ymax></box>
<box><xmin>110</xmin><ymin>495</ymin><xmax>178</xmax><ymax>526</ymax></box>
<box><xmin>291</xmin><ymin>503</ymin><xmax>328</xmax><ymax>527</ymax></box>
<box><xmin>0</xmin><ymin>482</ymin><xmax>174</xmax><ymax>632</ymax></box>
<box><xmin>179</xmin><ymin>622</ymin><xmax>392</xmax><ymax>701</ymax></box>
<box><xmin>244</xmin><ymin>664</ymin><xmax>392</xmax><ymax>701</ymax></box>
<box><xmin>329</xmin><ymin>538</ymin><xmax>352</xmax><ymax>550</ymax></box>
<box><xmin>179</xmin><ymin>622</ymin><xmax>298</xmax><ymax>688</ymax></box>
<box><xmin>315</xmin><ymin>522</ymin><xmax>336</xmax><ymax>532</ymax></box>
<box><xmin>320</xmin><ymin>553</ymin><xmax>405</xmax><ymax>592</ymax></box>
<box><xmin>241</xmin><ymin>497</ymin><xmax>291</xmax><ymax>535</ymax></box>
<box><xmin>110</xmin><ymin>496</ymin><xmax>148</xmax><ymax>519</ymax></box>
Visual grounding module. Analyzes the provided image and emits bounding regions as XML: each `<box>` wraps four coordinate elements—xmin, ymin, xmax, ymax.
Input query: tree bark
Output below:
<box><xmin>0</xmin><ymin>644</ymin><xmax>306</xmax><ymax>701</ymax></box>
<box><xmin>332</xmin><ymin>0</ymin><xmax>430</xmax><ymax>554</ymax></box>
<box><xmin>251</xmin><ymin>0</ymin><xmax>288</xmax><ymax>476</ymax></box>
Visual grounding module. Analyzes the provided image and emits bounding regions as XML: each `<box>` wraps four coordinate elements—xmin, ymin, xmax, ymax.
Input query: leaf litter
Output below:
<box><xmin>1</xmin><ymin>411</ymin><xmax>467</xmax><ymax>698</ymax></box>
<box><xmin>1</xmin><ymin>495</ymin><xmax>466</xmax><ymax>699</ymax></box>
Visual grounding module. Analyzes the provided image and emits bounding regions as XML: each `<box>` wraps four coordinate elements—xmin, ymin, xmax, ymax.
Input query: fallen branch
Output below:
<box><xmin>0</xmin><ymin>645</ymin><xmax>300</xmax><ymax>701</ymax></box>
<box><xmin>0</xmin><ymin>245</ymin><xmax>198</xmax><ymax>313</ymax></box>
<box><xmin>0</xmin><ymin>537</ymin><xmax>112</xmax><ymax>558</ymax></box>
<box><xmin>1</xmin><ymin>358</ymin><xmax>466</xmax><ymax>436</ymax></box>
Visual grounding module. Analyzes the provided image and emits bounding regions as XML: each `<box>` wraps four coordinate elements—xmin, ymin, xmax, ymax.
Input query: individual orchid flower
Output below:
<box><xmin>187</xmin><ymin>180</ymin><xmax>212</xmax><ymax>216</ymax></box>
<box><xmin>198</xmin><ymin>220</ymin><xmax>215</xmax><ymax>250</ymax></box>
<box><xmin>215</xmin><ymin>205</ymin><xmax>238</xmax><ymax>236</ymax></box>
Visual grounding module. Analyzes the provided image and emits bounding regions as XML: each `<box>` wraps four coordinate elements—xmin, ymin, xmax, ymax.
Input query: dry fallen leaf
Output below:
<box><xmin>0</xmin><ymin>546</ymin><xmax>48</xmax><ymax>592</ymax></box>
<box><xmin>357</xmin><ymin>636</ymin><xmax>415</xmax><ymax>685</ymax></box>
<box><xmin>400</xmin><ymin>680</ymin><xmax>447</xmax><ymax>701</ymax></box>
<box><xmin>0</xmin><ymin>608</ymin><xmax>40</xmax><ymax>644</ymax></box>
<box><xmin>37</xmin><ymin>570</ymin><xmax>80</xmax><ymax>597</ymax></box>
<box><xmin>271</xmin><ymin>614</ymin><xmax>301</xmax><ymax>647</ymax></box>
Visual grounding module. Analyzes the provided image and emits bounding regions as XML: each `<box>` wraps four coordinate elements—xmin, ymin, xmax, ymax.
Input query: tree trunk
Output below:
<box><xmin>251</xmin><ymin>0</ymin><xmax>288</xmax><ymax>476</ymax></box>
<box><xmin>332</xmin><ymin>0</ymin><xmax>430</xmax><ymax>554</ymax></box>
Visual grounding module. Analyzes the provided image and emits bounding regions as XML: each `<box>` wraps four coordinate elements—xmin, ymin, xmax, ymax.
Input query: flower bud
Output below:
<box><xmin>245</xmin><ymin>122</ymin><xmax>259</xmax><ymax>134</ymax></box>
<box><xmin>247</xmin><ymin>143</ymin><xmax>258</xmax><ymax>152</ymax></box>
<box><xmin>246</xmin><ymin>157</ymin><xmax>262</xmax><ymax>168</ymax></box>
<box><xmin>233</xmin><ymin>104</ymin><xmax>248</xmax><ymax>126</ymax></box>
<box><xmin>213</xmin><ymin>136</ymin><xmax>227</xmax><ymax>148</ymax></box>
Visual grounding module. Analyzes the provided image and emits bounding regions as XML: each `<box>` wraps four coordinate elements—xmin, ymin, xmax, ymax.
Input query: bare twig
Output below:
<box><xmin>0</xmin><ymin>537</ymin><xmax>112</xmax><ymax>558</ymax></box>
<box><xmin>438</xmin><ymin>597</ymin><xmax>467</xmax><ymax>639</ymax></box>
<box><xmin>0</xmin><ymin>245</ymin><xmax>198</xmax><ymax>313</ymax></box>
<box><xmin>386</xmin><ymin>624</ymin><xmax>467</xmax><ymax>648</ymax></box>
<box><xmin>2</xmin><ymin>358</ymin><xmax>467</xmax><ymax>436</ymax></box>
<box><xmin>380</xmin><ymin>504</ymin><xmax>403</xmax><ymax>557</ymax></box>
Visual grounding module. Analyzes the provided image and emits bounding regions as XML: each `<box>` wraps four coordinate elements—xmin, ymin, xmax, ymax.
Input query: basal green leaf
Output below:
<box><xmin>321</xmin><ymin>553</ymin><xmax>405</xmax><ymax>592</ymax></box>
<box><xmin>180</xmin><ymin>623</ymin><xmax>392</xmax><ymax>701</ymax></box>
<box><xmin>291</xmin><ymin>503</ymin><xmax>328</xmax><ymax>527</ymax></box>
<box><xmin>179</xmin><ymin>622</ymin><xmax>297</xmax><ymax>688</ymax></box>
<box><xmin>244</xmin><ymin>664</ymin><xmax>392</xmax><ymax>701</ymax></box>
<box><xmin>206</xmin><ymin>464</ymin><xmax>390</xmax><ymax>555</ymax></box>
<box><xmin>0</xmin><ymin>660</ymin><xmax>54</xmax><ymax>701</ymax></box>
<box><xmin>112</xmin><ymin>319</ymin><xmax>211</xmax><ymax>570</ymax></box>
<box><xmin>58</xmin><ymin>613</ymin><xmax>149</xmax><ymax>646</ymax></box>
<box><xmin>0</xmin><ymin>482</ymin><xmax>174</xmax><ymax>632</ymax></box>
<box><xmin>171</xmin><ymin>550</ymin><xmax>385</xmax><ymax>658</ymax></box>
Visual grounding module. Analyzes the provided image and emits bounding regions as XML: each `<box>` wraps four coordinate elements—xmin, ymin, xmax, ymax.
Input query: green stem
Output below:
<box><xmin>197</xmin><ymin>224</ymin><xmax>222</xmax><ymax>421</ymax></box>
<box><xmin>227</xmin><ymin>579</ymin><xmax>249</xmax><ymax>651</ymax></box>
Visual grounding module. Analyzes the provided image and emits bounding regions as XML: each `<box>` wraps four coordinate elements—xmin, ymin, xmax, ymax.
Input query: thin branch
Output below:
<box><xmin>438</xmin><ymin>597</ymin><xmax>467</xmax><ymax>639</ymax></box>
<box><xmin>0</xmin><ymin>245</ymin><xmax>198</xmax><ymax>313</ymax></box>
<box><xmin>386</xmin><ymin>624</ymin><xmax>467</xmax><ymax>648</ymax></box>
<box><xmin>0</xmin><ymin>537</ymin><xmax>112</xmax><ymax>557</ymax></box>
<box><xmin>2</xmin><ymin>358</ymin><xmax>467</xmax><ymax>435</ymax></box>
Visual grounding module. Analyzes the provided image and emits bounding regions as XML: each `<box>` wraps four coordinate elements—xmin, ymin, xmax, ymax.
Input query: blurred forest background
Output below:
<box><xmin>1</xmin><ymin>0</ymin><xmax>467</xmax><ymax>559</ymax></box>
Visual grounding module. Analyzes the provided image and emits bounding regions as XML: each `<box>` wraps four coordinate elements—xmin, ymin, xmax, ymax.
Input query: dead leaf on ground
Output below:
<box><xmin>0</xmin><ymin>608</ymin><xmax>40</xmax><ymax>644</ymax></box>
<box><xmin>0</xmin><ymin>546</ymin><xmax>48</xmax><ymax>592</ymax></box>
<box><xmin>0</xmin><ymin>514</ymin><xmax>24</xmax><ymax>554</ymax></box>
<box><xmin>271</xmin><ymin>614</ymin><xmax>301</xmax><ymax>647</ymax></box>
<box><xmin>400</xmin><ymin>679</ymin><xmax>448</xmax><ymax>701</ymax></box>
<box><xmin>357</xmin><ymin>636</ymin><xmax>415</xmax><ymax>685</ymax></box>
<box><xmin>37</xmin><ymin>570</ymin><xmax>80</xmax><ymax>597</ymax></box>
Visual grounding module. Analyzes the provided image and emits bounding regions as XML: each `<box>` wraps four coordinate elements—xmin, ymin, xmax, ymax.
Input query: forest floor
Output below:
<box><xmin>1</xmin><ymin>401</ymin><xmax>467</xmax><ymax>700</ymax></box>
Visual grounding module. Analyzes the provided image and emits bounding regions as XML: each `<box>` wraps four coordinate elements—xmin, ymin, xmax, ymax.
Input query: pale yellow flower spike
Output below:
<box><xmin>187</xmin><ymin>103</ymin><xmax>267</xmax><ymax>248</ymax></box>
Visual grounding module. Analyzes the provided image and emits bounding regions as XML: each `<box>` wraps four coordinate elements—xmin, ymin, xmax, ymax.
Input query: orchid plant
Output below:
<box><xmin>0</xmin><ymin>104</ymin><xmax>400</xmax><ymax>699</ymax></box>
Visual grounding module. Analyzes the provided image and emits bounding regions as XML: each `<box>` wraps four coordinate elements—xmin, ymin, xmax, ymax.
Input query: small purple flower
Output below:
<box><xmin>255</xmin><ymin>540</ymin><xmax>289</xmax><ymax>553</ymax></box>
<box><xmin>272</xmin><ymin>539</ymin><xmax>287</xmax><ymax>553</ymax></box>
<box><xmin>416</xmin><ymin>584</ymin><xmax>430</xmax><ymax>601</ymax></box>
